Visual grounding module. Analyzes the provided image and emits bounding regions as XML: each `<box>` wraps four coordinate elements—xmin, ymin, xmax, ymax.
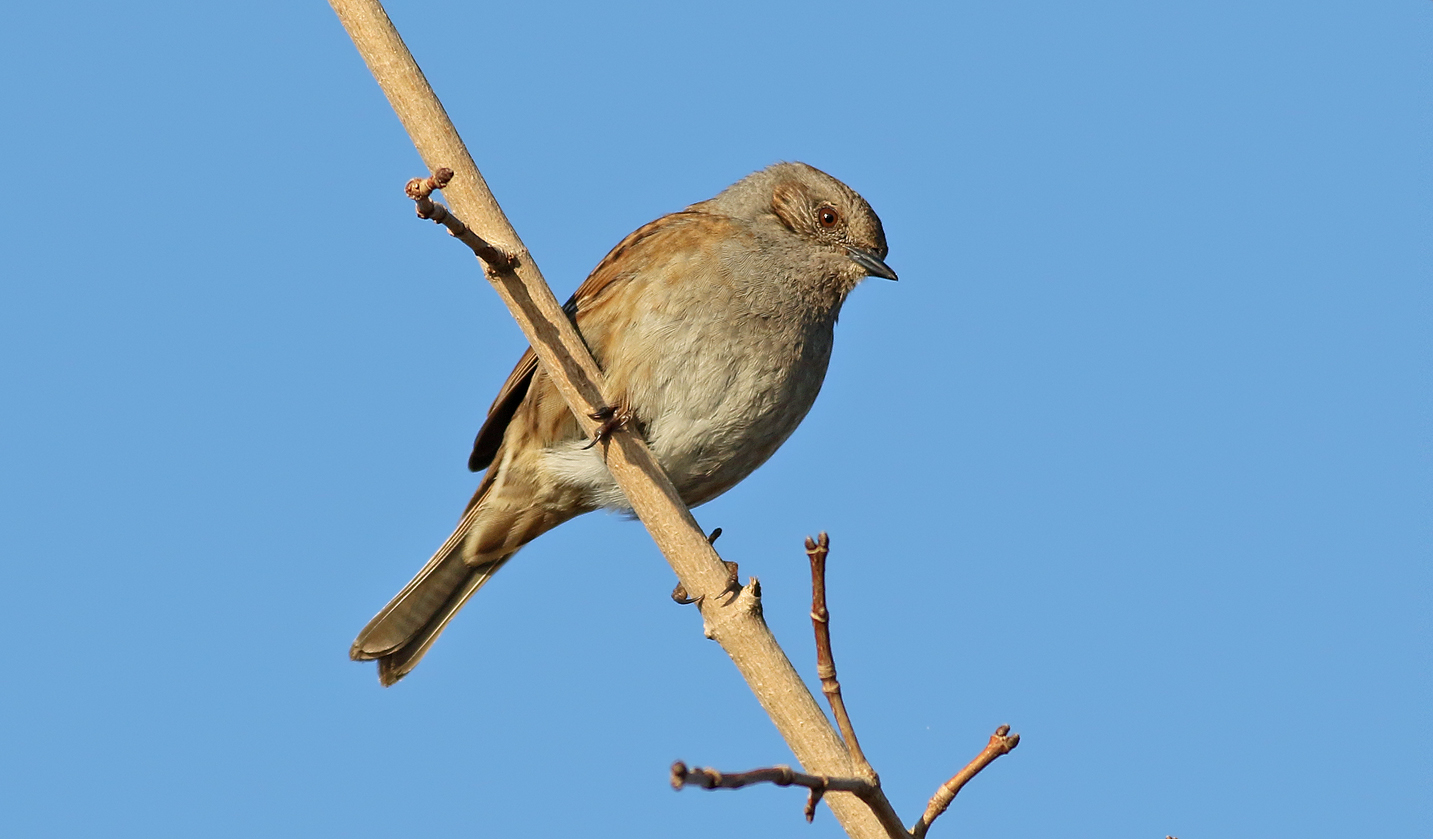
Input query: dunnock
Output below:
<box><xmin>352</xmin><ymin>162</ymin><xmax>896</xmax><ymax>684</ymax></box>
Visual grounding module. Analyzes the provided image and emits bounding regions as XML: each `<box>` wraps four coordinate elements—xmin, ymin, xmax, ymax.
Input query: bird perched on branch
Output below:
<box><xmin>351</xmin><ymin>162</ymin><xmax>896</xmax><ymax>685</ymax></box>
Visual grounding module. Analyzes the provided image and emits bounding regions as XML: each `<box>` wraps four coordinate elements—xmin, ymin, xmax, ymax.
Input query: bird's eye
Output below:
<box><xmin>817</xmin><ymin>206</ymin><xmax>840</xmax><ymax>228</ymax></box>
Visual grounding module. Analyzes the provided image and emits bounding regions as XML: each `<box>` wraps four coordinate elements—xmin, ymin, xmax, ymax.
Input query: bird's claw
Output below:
<box><xmin>670</xmin><ymin>562</ymin><xmax>740</xmax><ymax>606</ymax></box>
<box><xmin>671</xmin><ymin>582</ymin><xmax>703</xmax><ymax>606</ymax></box>
<box><xmin>583</xmin><ymin>405</ymin><xmax>629</xmax><ymax>450</ymax></box>
<box><xmin>719</xmin><ymin>560</ymin><xmax>742</xmax><ymax>603</ymax></box>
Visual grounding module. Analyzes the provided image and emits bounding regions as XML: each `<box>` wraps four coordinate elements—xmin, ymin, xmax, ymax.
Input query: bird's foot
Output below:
<box><xmin>671</xmin><ymin>530</ymin><xmax>738</xmax><ymax>606</ymax></box>
<box><xmin>582</xmin><ymin>405</ymin><xmax>630</xmax><ymax>450</ymax></box>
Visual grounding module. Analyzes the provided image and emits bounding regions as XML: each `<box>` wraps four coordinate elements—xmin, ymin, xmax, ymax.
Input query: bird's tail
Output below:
<box><xmin>349</xmin><ymin>536</ymin><xmax>513</xmax><ymax>686</ymax></box>
<box><xmin>350</xmin><ymin>465</ymin><xmax>568</xmax><ymax>685</ymax></box>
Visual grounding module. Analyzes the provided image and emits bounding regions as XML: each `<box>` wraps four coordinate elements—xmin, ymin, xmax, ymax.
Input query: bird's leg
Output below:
<box><xmin>582</xmin><ymin>404</ymin><xmax>631</xmax><ymax>450</ymax></box>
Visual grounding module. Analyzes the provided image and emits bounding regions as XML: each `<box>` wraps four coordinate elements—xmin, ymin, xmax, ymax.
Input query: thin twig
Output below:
<box><xmin>806</xmin><ymin>533</ymin><xmax>873</xmax><ymax>775</ymax></box>
<box><xmin>910</xmin><ymin>726</ymin><xmax>1021</xmax><ymax>839</ymax></box>
<box><xmin>671</xmin><ymin>762</ymin><xmax>874</xmax><ymax>824</ymax></box>
<box><xmin>803</xmin><ymin>535</ymin><xmax>913</xmax><ymax>838</ymax></box>
<box><xmin>404</xmin><ymin>168</ymin><xmax>517</xmax><ymax>269</ymax></box>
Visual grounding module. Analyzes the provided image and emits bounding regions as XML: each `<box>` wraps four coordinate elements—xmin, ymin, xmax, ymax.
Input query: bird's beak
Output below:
<box><xmin>847</xmin><ymin>247</ymin><xmax>898</xmax><ymax>281</ymax></box>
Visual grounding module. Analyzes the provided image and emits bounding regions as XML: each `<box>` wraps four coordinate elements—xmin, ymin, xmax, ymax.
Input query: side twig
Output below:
<box><xmin>804</xmin><ymin>534</ymin><xmax>914</xmax><ymax>839</ymax></box>
<box><xmin>806</xmin><ymin>532</ymin><xmax>873</xmax><ymax>775</ymax></box>
<box><xmin>404</xmin><ymin>168</ymin><xmax>517</xmax><ymax>270</ymax></box>
<box><xmin>672</xmin><ymin>537</ymin><xmax>914</xmax><ymax>839</ymax></box>
<box><xmin>671</xmin><ymin>762</ymin><xmax>874</xmax><ymax>823</ymax></box>
<box><xmin>910</xmin><ymin>725</ymin><xmax>1021</xmax><ymax>839</ymax></box>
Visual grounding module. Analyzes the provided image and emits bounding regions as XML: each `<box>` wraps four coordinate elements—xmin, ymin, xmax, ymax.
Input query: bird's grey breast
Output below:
<box><xmin>627</xmin><ymin>250</ymin><xmax>838</xmax><ymax>507</ymax></box>
<box><xmin>539</xmin><ymin>217</ymin><xmax>843</xmax><ymax>511</ymax></box>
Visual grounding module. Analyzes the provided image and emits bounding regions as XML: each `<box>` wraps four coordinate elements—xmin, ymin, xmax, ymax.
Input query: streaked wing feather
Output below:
<box><xmin>468</xmin><ymin>349</ymin><xmax>538</xmax><ymax>471</ymax></box>
<box><xmin>466</xmin><ymin>210</ymin><xmax>722</xmax><ymax>473</ymax></box>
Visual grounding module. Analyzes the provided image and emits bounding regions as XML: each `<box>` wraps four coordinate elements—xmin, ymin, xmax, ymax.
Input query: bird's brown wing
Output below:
<box><xmin>468</xmin><ymin>348</ymin><xmax>539</xmax><ymax>472</ymax></box>
<box><xmin>466</xmin><ymin>211</ymin><xmax>715</xmax><ymax>472</ymax></box>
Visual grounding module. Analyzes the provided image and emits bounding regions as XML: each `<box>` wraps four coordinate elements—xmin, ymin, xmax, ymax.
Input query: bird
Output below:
<box><xmin>351</xmin><ymin>161</ymin><xmax>896</xmax><ymax>685</ymax></box>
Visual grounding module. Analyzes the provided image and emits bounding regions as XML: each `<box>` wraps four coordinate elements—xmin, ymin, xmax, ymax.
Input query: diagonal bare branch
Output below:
<box><xmin>326</xmin><ymin>2</ymin><xmax>902</xmax><ymax>836</ymax></box>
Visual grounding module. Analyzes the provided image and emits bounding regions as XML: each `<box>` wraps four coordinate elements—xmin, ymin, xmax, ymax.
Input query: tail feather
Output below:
<box><xmin>350</xmin><ymin>468</ymin><xmax>578</xmax><ymax>685</ymax></box>
<box><xmin>350</xmin><ymin>472</ymin><xmax>517</xmax><ymax>684</ymax></box>
<box><xmin>348</xmin><ymin>542</ymin><xmax>490</xmax><ymax>657</ymax></box>
<box><xmin>369</xmin><ymin>552</ymin><xmax>511</xmax><ymax>686</ymax></box>
<box><xmin>349</xmin><ymin>539</ymin><xmax>514</xmax><ymax>684</ymax></box>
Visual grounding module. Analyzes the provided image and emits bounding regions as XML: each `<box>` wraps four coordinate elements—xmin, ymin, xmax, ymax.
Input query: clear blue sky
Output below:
<box><xmin>2</xmin><ymin>2</ymin><xmax>1427</xmax><ymax>836</ymax></box>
